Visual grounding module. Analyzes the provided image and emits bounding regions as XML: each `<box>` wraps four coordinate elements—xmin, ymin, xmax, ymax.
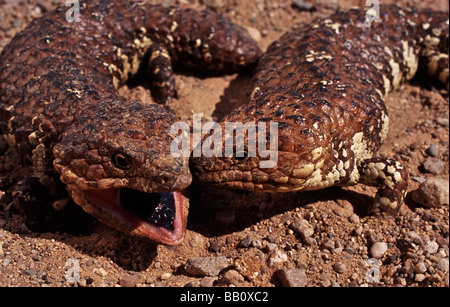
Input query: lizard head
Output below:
<box><xmin>53</xmin><ymin>99</ymin><xmax>191</xmax><ymax>245</ymax></box>
<box><xmin>190</xmin><ymin>92</ymin><xmax>333</xmax><ymax>193</ymax></box>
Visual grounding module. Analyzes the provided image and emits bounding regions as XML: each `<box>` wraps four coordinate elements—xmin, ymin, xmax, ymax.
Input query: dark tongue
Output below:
<box><xmin>119</xmin><ymin>189</ymin><xmax>175</xmax><ymax>231</ymax></box>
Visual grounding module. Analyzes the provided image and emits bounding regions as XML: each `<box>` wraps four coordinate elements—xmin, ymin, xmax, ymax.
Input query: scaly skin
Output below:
<box><xmin>0</xmin><ymin>0</ymin><xmax>261</xmax><ymax>245</ymax></box>
<box><xmin>191</xmin><ymin>5</ymin><xmax>449</xmax><ymax>215</ymax></box>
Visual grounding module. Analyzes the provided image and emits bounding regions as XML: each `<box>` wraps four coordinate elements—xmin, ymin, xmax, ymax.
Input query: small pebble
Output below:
<box><xmin>208</xmin><ymin>240</ymin><xmax>223</xmax><ymax>253</ymax></box>
<box><xmin>435</xmin><ymin>258</ymin><xmax>449</xmax><ymax>273</ymax></box>
<box><xmin>412</xmin><ymin>178</ymin><xmax>449</xmax><ymax>208</ymax></box>
<box><xmin>238</xmin><ymin>235</ymin><xmax>253</xmax><ymax>248</ymax></box>
<box><xmin>421</xmin><ymin>158</ymin><xmax>444</xmax><ymax>175</ymax></box>
<box><xmin>268</xmin><ymin>250</ymin><xmax>287</xmax><ymax>266</ymax></box>
<box><xmin>24</xmin><ymin>269</ymin><xmax>36</xmax><ymax>276</ymax></box>
<box><xmin>290</xmin><ymin>219</ymin><xmax>314</xmax><ymax>240</ymax></box>
<box><xmin>184</xmin><ymin>257</ymin><xmax>229</xmax><ymax>277</ymax></box>
<box><xmin>200</xmin><ymin>276</ymin><xmax>216</xmax><ymax>287</ymax></box>
<box><xmin>94</xmin><ymin>268</ymin><xmax>107</xmax><ymax>277</ymax></box>
<box><xmin>119</xmin><ymin>275</ymin><xmax>139</xmax><ymax>287</ymax></box>
<box><xmin>303</xmin><ymin>237</ymin><xmax>316</xmax><ymax>246</ymax></box>
<box><xmin>370</xmin><ymin>242</ymin><xmax>388</xmax><ymax>259</ymax></box>
<box><xmin>423</xmin><ymin>240</ymin><xmax>439</xmax><ymax>254</ymax></box>
<box><xmin>425</xmin><ymin>144</ymin><xmax>439</xmax><ymax>157</ymax></box>
<box><xmin>252</xmin><ymin>240</ymin><xmax>263</xmax><ymax>249</ymax></box>
<box><xmin>333</xmin><ymin>262</ymin><xmax>347</xmax><ymax>274</ymax></box>
<box><xmin>277</xmin><ymin>268</ymin><xmax>307</xmax><ymax>287</ymax></box>
<box><xmin>264</xmin><ymin>243</ymin><xmax>277</xmax><ymax>253</ymax></box>
<box><xmin>429</xmin><ymin>274</ymin><xmax>441</xmax><ymax>283</ymax></box>
<box><xmin>201</xmin><ymin>0</ymin><xmax>224</xmax><ymax>10</ymax></box>
<box><xmin>292</xmin><ymin>0</ymin><xmax>316</xmax><ymax>11</ymax></box>
<box><xmin>348</xmin><ymin>214</ymin><xmax>360</xmax><ymax>224</ymax></box>
<box><xmin>185</xmin><ymin>280</ymin><xmax>201</xmax><ymax>287</ymax></box>
<box><xmin>160</xmin><ymin>272</ymin><xmax>172</xmax><ymax>280</ymax></box>
<box><xmin>12</xmin><ymin>18</ymin><xmax>22</xmax><ymax>28</ymax></box>
<box><xmin>222</xmin><ymin>270</ymin><xmax>245</xmax><ymax>286</ymax></box>
<box><xmin>414</xmin><ymin>262</ymin><xmax>428</xmax><ymax>274</ymax></box>
<box><xmin>322</xmin><ymin>239</ymin><xmax>335</xmax><ymax>250</ymax></box>
<box><xmin>414</xmin><ymin>274</ymin><xmax>426</xmax><ymax>282</ymax></box>
<box><xmin>245</xmin><ymin>26</ymin><xmax>261</xmax><ymax>42</ymax></box>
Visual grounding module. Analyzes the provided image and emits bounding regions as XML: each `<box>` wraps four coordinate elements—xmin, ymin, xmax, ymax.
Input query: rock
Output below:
<box><xmin>263</xmin><ymin>243</ymin><xmax>277</xmax><ymax>253</ymax></box>
<box><xmin>429</xmin><ymin>274</ymin><xmax>442</xmax><ymax>283</ymax></box>
<box><xmin>201</xmin><ymin>0</ymin><xmax>224</xmax><ymax>10</ymax></box>
<box><xmin>333</xmin><ymin>262</ymin><xmax>347</xmax><ymax>274</ymax></box>
<box><xmin>348</xmin><ymin>214</ymin><xmax>360</xmax><ymax>224</ymax></box>
<box><xmin>415</xmin><ymin>274</ymin><xmax>426</xmax><ymax>282</ymax></box>
<box><xmin>412</xmin><ymin>178</ymin><xmax>449</xmax><ymax>208</ymax></box>
<box><xmin>421</xmin><ymin>158</ymin><xmax>444</xmax><ymax>175</ymax></box>
<box><xmin>184</xmin><ymin>257</ymin><xmax>229</xmax><ymax>277</ymax></box>
<box><xmin>222</xmin><ymin>270</ymin><xmax>245</xmax><ymax>286</ymax></box>
<box><xmin>24</xmin><ymin>269</ymin><xmax>36</xmax><ymax>276</ymax></box>
<box><xmin>425</xmin><ymin>144</ymin><xmax>439</xmax><ymax>157</ymax></box>
<box><xmin>290</xmin><ymin>219</ymin><xmax>314</xmax><ymax>240</ymax></box>
<box><xmin>435</xmin><ymin>258</ymin><xmax>449</xmax><ymax>273</ymax></box>
<box><xmin>277</xmin><ymin>268</ymin><xmax>307</xmax><ymax>287</ymax></box>
<box><xmin>322</xmin><ymin>239</ymin><xmax>335</xmax><ymax>250</ymax></box>
<box><xmin>200</xmin><ymin>276</ymin><xmax>216</xmax><ymax>287</ymax></box>
<box><xmin>292</xmin><ymin>0</ymin><xmax>316</xmax><ymax>11</ymax></box>
<box><xmin>245</xmin><ymin>26</ymin><xmax>261</xmax><ymax>42</ymax></box>
<box><xmin>268</xmin><ymin>250</ymin><xmax>288</xmax><ymax>266</ymax></box>
<box><xmin>94</xmin><ymin>268</ymin><xmax>107</xmax><ymax>277</ymax></box>
<box><xmin>435</xmin><ymin>117</ymin><xmax>449</xmax><ymax>127</ymax></box>
<box><xmin>160</xmin><ymin>272</ymin><xmax>172</xmax><ymax>280</ymax></box>
<box><xmin>208</xmin><ymin>240</ymin><xmax>223</xmax><ymax>253</ymax></box>
<box><xmin>423</xmin><ymin>240</ymin><xmax>439</xmax><ymax>254</ymax></box>
<box><xmin>252</xmin><ymin>240</ymin><xmax>263</xmax><ymax>249</ymax></box>
<box><xmin>414</xmin><ymin>262</ymin><xmax>427</xmax><ymax>274</ymax></box>
<box><xmin>238</xmin><ymin>235</ymin><xmax>253</xmax><ymax>248</ymax></box>
<box><xmin>119</xmin><ymin>275</ymin><xmax>139</xmax><ymax>287</ymax></box>
<box><xmin>303</xmin><ymin>237</ymin><xmax>316</xmax><ymax>246</ymax></box>
<box><xmin>370</xmin><ymin>242</ymin><xmax>388</xmax><ymax>259</ymax></box>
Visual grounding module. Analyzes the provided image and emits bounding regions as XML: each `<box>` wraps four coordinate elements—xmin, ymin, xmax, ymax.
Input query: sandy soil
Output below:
<box><xmin>0</xmin><ymin>0</ymin><xmax>448</xmax><ymax>288</ymax></box>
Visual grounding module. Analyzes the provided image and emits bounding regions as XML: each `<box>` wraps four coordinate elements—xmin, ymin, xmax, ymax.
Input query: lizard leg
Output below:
<box><xmin>147</xmin><ymin>44</ymin><xmax>177</xmax><ymax>104</ymax></box>
<box><xmin>12</xmin><ymin>171</ymin><xmax>92</xmax><ymax>233</ymax></box>
<box><xmin>358</xmin><ymin>157</ymin><xmax>409</xmax><ymax>215</ymax></box>
<box><xmin>419</xmin><ymin>15</ymin><xmax>449</xmax><ymax>89</ymax></box>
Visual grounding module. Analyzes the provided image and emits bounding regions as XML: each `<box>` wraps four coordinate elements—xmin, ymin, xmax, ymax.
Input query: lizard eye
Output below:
<box><xmin>112</xmin><ymin>153</ymin><xmax>132</xmax><ymax>170</ymax></box>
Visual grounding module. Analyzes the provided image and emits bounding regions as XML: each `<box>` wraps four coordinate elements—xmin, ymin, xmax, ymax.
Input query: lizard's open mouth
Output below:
<box><xmin>81</xmin><ymin>188</ymin><xmax>187</xmax><ymax>245</ymax></box>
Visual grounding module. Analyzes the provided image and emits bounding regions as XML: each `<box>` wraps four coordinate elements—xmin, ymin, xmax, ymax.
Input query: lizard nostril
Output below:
<box><xmin>159</xmin><ymin>176</ymin><xmax>170</xmax><ymax>185</ymax></box>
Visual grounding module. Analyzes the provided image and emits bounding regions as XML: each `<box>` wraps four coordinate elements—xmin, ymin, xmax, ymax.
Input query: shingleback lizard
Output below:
<box><xmin>0</xmin><ymin>0</ymin><xmax>261</xmax><ymax>245</ymax></box>
<box><xmin>191</xmin><ymin>4</ymin><xmax>449</xmax><ymax>215</ymax></box>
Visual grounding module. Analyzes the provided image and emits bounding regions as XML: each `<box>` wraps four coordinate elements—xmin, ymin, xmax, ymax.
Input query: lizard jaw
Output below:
<box><xmin>72</xmin><ymin>187</ymin><xmax>188</xmax><ymax>245</ymax></box>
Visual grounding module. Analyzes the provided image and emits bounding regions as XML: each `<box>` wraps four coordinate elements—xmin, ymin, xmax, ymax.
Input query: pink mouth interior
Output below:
<box><xmin>84</xmin><ymin>188</ymin><xmax>185</xmax><ymax>245</ymax></box>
